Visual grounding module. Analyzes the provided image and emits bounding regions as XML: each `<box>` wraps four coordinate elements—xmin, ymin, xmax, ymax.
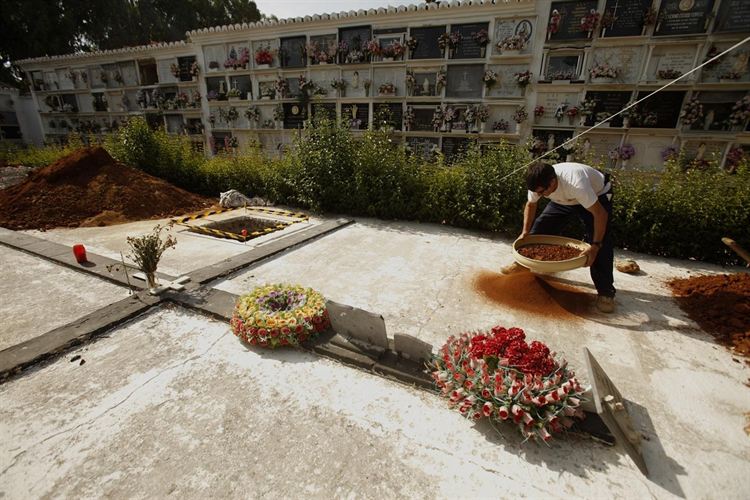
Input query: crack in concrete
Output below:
<box><xmin>415</xmin><ymin>267</ymin><xmax>461</xmax><ymax>338</ymax></box>
<box><xmin>0</xmin><ymin>330</ymin><xmax>230</xmax><ymax>479</ymax></box>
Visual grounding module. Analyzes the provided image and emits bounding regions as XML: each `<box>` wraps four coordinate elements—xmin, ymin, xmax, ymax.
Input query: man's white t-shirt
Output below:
<box><xmin>527</xmin><ymin>162</ymin><xmax>609</xmax><ymax>208</ymax></box>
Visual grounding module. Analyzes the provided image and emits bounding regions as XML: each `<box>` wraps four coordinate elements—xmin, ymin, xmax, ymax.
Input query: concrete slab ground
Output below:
<box><xmin>0</xmin><ymin>247</ymin><xmax>130</xmax><ymax>350</ymax></box>
<box><xmin>1</xmin><ymin>214</ymin><xmax>748</xmax><ymax>498</ymax></box>
<box><xmin>1</xmin><ymin>306</ymin><xmax>740</xmax><ymax>500</ymax></box>
<box><xmin>23</xmin><ymin>207</ymin><xmax>320</xmax><ymax>277</ymax></box>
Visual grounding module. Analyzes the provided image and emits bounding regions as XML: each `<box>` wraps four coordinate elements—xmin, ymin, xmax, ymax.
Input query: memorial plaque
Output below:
<box><xmin>283</xmin><ymin>102</ymin><xmax>307</xmax><ymax>129</ymax></box>
<box><xmin>651</xmin><ymin>49</ymin><xmax>696</xmax><ymax>78</ymax></box>
<box><xmin>374</xmin><ymin>103</ymin><xmax>403</xmax><ymax>131</ymax></box>
<box><xmin>407</xmin><ymin>136</ymin><xmax>440</xmax><ymax>160</ymax></box>
<box><xmin>410</xmin><ymin>105</ymin><xmax>440</xmax><ymax>132</ymax></box>
<box><xmin>176</xmin><ymin>56</ymin><xmax>196</xmax><ymax>82</ymax></box>
<box><xmin>487</xmin><ymin>64</ymin><xmax>529</xmax><ymax>98</ymax></box>
<box><xmin>715</xmin><ymin>0</ymin><xmax>750</xmax><ymax>32</ymax></box>
<box><xmin>537</xmin><ymin>92</ymin><xmax>581</xmax><ymax>126</ymax></box>
<box><xmin>280</xmin><ymin>36</ymin><xmax>306</xmax><ymax>68</ymax></box>
<box><xmin>590</xmin><ymin>47</ymin><xmax>644</xmax><ymax>83</ymax></box>
<box><xmin>452</xmin><ymin>22</ymin><xmax>489</xmax><ymax>59</ymax></box>
<box><xmin>228</xmin><ymin>75</ymin><xmax>252</xmax><ymax>100</ymax></box>
<box><xmin>446</xmin><ymin>64</ymin><xmax>484</xmax><ymax>99</ymax></box>
<box><xmin>584</xmin><ymin>91</ymin><xmax>631</xmax><ymax>127</ymax></box>
<box><xmin>311</xmin><ymin>103</ymin><xmax>336</xmax><ymax>121</ymax></box>
<box><xmin>442</xmin><ymin>136</ymin><xmax>472</xmax><ymax>162</ymax></box>
<box><xmin>701</xmin><ymin>48</ymin><xmax>750</xmax><ymax>83</ymax></box>
<box><xmin>409</xmin><ymin>26</ymin><xmax>446</xmax><ymax>59</ymax></box>
<box><xmin>343</xmin><ymin>70</ymin><xmax>370</xmax><ymax>98</ymax></box>
<box><xmin>206</xmin><ymin>76</ymin><xmax>225</xmax><ymax>97</ymax></box>
<box><xmin>412</xmin><ymin>72</ymin><xmax>437</xmax><ymax>97</ymax></box>
<box><xmin>493</xmin><ymin>18</ymin><xmax>534</xmax><ymax>55</ymax></box>
<box><xmin>339</xmin><ymin>25</ymin><xmax>372</xmax><ymax>62</ymax></box>
<box><xmin>310</xmin><ymin>34</ymin><xmax>337</xmax><ymax>65</ymax></box>
<box><xmin>548</xmin><ymin>0</ymin><xmax>599</xmax><ymax>41</ymax></box>
<box><xmin>531</xmin><ymin>129</ymin><xmax>574</xmax><ymax>151</ymax></box>
<box><xmin>601</xmin><ymin>0</ymin><xmax>651</xmax><ymax>37</ymax></box>
<box><xmin>654</xmin><ymin>0</ymin><xmax>715</xmax><ymax>36</ymax></box>
<box><xmin>341</xmin><ymin>103</ymin><xmax>369</xmax><ymax>130</ymax></box>
<box><xmin>636</xmin><ymin>91</ymin><xmax>686</xmax><ymax>128</ymax></box>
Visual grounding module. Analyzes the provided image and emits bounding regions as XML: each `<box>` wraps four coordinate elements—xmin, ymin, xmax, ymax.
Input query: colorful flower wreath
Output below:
<box><xmin>431</xmin><ymin>326</ymin><xmax>586</xmax><ymax>442</ymax></box>
<box><xmin>230</xmin><ymin>284</ymin><xmax>330</xmax><ymax>348</ymax></box>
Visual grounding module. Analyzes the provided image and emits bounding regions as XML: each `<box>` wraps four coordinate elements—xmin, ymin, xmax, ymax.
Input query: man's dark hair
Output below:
<box><xmin>526</xmin><ymin>162</ymin><xmax>556</xmax><ymax>191</ymax></box>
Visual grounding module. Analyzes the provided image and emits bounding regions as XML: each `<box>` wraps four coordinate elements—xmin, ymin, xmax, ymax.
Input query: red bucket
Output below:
<box><xmin>73</xmin><ymin>244</ymin><xmax>87</xmax><ymax>263</ymax></box>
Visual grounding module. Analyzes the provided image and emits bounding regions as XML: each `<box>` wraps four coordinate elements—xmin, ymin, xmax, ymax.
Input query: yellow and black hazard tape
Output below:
<box><xmin>172</xmin><ymin>206</ymin><xmax>309</xmax><ymax>225</ymax></box>
<box><xmin>187</xmin><ymin>221</ymin><xmax>292</xmax><ymax>242</ymax></box>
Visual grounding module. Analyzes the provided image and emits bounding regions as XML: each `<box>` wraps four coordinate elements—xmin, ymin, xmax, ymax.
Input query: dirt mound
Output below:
<box><xmin>0</xmin><ymin>147</ymin><xmax>214</xmax><ymax>230</ymax></box>
<box><xmin>668</xmin><ymin>273</ymin><xmax>750</xmax><ymax>358</ymax></box>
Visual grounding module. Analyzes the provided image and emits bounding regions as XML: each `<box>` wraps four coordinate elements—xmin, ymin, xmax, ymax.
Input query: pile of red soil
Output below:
<box><xmin>668</xmin><ymin>273</ymin><xmax>750</xmax><ymax>358</ymax></box>
<box><xmin>518</xmin><ymin>244</ymin><xmax>582</xmax><ymax>261</ymax></box>
<box><xmin>474</xmin><ymin>270</ymin><xmax>592</xmax><ymax>319</ymax></box>
<box><xmin>0</xmin><ymin>147</ymin><xmax>214</xmax><ymax>230</ymax></box>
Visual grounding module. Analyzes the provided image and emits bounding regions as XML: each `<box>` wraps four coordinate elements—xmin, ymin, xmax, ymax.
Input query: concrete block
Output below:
<box><xmin>326</xmin><ymin>300</ymin><xmax>388</xmax><ymax>350</ymax></box>
<box><xmin>393</xmin><ymin>333</ymin><xmax>433</xmax><ymax>363</ymax></box>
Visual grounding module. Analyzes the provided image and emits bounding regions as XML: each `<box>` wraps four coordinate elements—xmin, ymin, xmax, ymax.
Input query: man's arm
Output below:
<box><xmin>582</xmin><ymin>200</ymin><xmax>608</xmax><ymax>266</ymax></box>
<box><xmin>521</xmin><ymin>201</ymin><xmax>537</xmax><ymax>238</ymax></box>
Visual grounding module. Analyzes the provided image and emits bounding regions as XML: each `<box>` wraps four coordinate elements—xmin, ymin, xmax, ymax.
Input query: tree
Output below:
<box><xmin>0</xmin><ymin>0</ymin><xmax>262</xmax><ymax>87</ymax></box>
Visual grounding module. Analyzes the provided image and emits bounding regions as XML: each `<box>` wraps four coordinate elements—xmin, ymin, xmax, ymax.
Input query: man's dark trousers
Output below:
<box><xmin>529</xmin><ymin>189</ymin><xmax>615</xmax><ymax>298</ymax></box>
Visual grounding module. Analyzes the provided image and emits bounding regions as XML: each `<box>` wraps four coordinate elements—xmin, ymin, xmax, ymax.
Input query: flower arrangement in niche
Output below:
<box><xmin>255</xmin><ymin>46</ymin><xmax>274</xmax><ymax>66</ymax></box>
<box><xmin>431</xmin><ymin>326</ymin><xmax>586</xmax><ymax>441</ymax></box>
<box><xmin>589</xmin><ymin>63</ymin><xmax>619</xmax><ymax>80</ymax></box>
<box><xmin>580</xmin><ymin>98</ymin><xmax>597</xmax><ymax>118</ymax></box>
<box><xmin>405</xmin><ymin>71</ymin><xmax>417</xmax><ymax>94</ymax></box>
<box><xmin>493</xmin><ymin>119</ymin><xmax>509</xmax><ymax>132</ymax></box>
<box><xmin>331</xmin><ymin>78</ymin><xmax>347</xmax><ymax>95</ymax></box>
<box><xmin>642</xmin><ymin>7</ymin><xmax>658</xmax><ymax>26</ymax></box>
<box><xmin>404</xmin><ymin>106</ymin><xmax>415</xmax><ymax>131</ymax></box>
<box><xmin>273</xmin><ymin>104</ymin><xmax>284</xmax><ymax>122</ymax></box>
<box><xmin>549</xmin><ymin>70</ymin><xmax>578</xmax><ymax>81</ymax></box>
<box><xmin>595</xmin><ymin>111</ymin><xmax>612</xmax><ymax>122</ymax></box>
<box><xmin>514</xmin><ymin>70</ymin><xmax>532</xmax><ymax>87</ymax></box>
<box><xmin>553</xmin><ymin>104</ymin><xmax>567</xmax><ymax>122</ymax></box>
<box><xmin>191</xmin><ymin>90</ymin><xmax>201</xmax><ymax>107</ymax></box>
<box><xmin>464</xmin><ymin>105</ymin><xmax>476</xmax><ymax>132</ymax></box>
<box><xmin>729</xmin><ymin>96</ymin><xmax>750</xmax><ymax>126</ymax></box>
<box><xmin>444</xmin><ymin>105</ymin><xmax>457</xmax><ymax>129</ymax></box>
<box><xmin>363</xmin><ymin>79</ymin><xmax>372</xmax><ymax>96</ymax></box>
<box><xmin>661</xmin><ymin>145</ymin><xmax>679</xmax><ymax>161</ymax></box>
<box><xmin>601</xmin><ymin>10</ymin><xmax>617</xmax><ymax>30</ymax></box>
<box><xmin>725</xmin><ymin>146</ymin><xmax>745</xmax><ymax>172</ymax></box>
<box><xmin>679</xmin><ymin>97</ymin><xmax>704</xmax><ymax>126</ymax></box>
<box><xmin>170</xmin><ymin>63</ymin><xmax>180</xmax><ymax>78</ymax></box>
<box><xmin>406</xmin><ymin>37</ymin><xmax>418</xmax><ymax>54</ymax></box>
<box><xmin>719</xmin><ymin>71</ymin><xmax>742</xmax><ymax>81</ymax></box>
<box><xmin>378</xmin><ymin>82</ymin><xmax>396</xmax><ymax>95</ymax></box>
<box><xmin>498</xmin><ymin>35</ymin><xmax>527</xmax><ymax>53</ymax></box>
<box><xmin>438</xmin><ymin>32</ymin><xmax>462</xmax><ymax>51</ymax></box>
<box><xmin>381</xmin><ymin>41</ymin><xmax>405</xmax><ymax>60</ymax></box>
<box><xmin>231</xmin><ymin>285</ymin><xmax>330</xmax><ymax>348</ymax></box>
<box><xmin>513</xmin><ymin>106</ymin><xmax>528</xmax><ymax>124</ymax></box>
<box><xmin>365</xmin><ymin>39</ymin><xmax>381</xmax><ymax>57</ymax></box>
<box><xmin>176</xmin><ymin>92</ymin><xmax>189</xmax><ymax>108</ymax></box>
<box><xmin>534</xmin><ymin>105</ymin><xmax>545</xmax><ymax>118</ymax></box>
<box><xmin>580</xmin><ymin>9</ymin><xmax>600</xmax><ymax>34</ymax></box>
<box><xmin>471</xmin><ymin>29</ymin><xmax>490</xmax><ymax>47</ymax></box>
<box><xmin>224</xmin><ymin>47</ymin><xmax>239</xmax><ymax>69</ymax></box>
<box><xmin>227</xmin><ymin>87</ymin><xmax>242</xmax><ymax>99</ymax></box>
<box><xmin>275</xmin><ymin>76</ymin><xmax>288</xmax><ymax>99</ymax></box>
<box><xmin>617</xmin><ymin>143</ymin><xmax>635</xmax><ymax>160</ymax></box>
<box><xmin>432</xmin><ymin>105</ymin><xmax>444</xmax><ymax>132</ymax></box>
<box><xmin>657</xmin><ymin>69</ymin><xmax>682</xmax><ymax>80</ymax></box>
<box><xmin>190</xmin><ymin>61</ymin><xmax>200</xmax><ymax>78</ymax></box>
<box><xmin>113</xmin><ymin>71</ymin><xmax>124</xmax><ymax>85</ymax></box>
<box><xmin>245</xmin><ymin>106</ymin><xmax>261</xmax><ymax>124</ymax></box>
<box><xmin>548</xmin><ymin>9</ymin><xmax>561</xmax><ymax>35</ymax></box>
<box><xmin>436</xmin><ymin>70</ymin><xmax>447</xmax><ymax>93</ymax></box>
<box><xmin>209</xmin><ymin>61</ymin><xmax>221</xmax><ymax>70</ymax></box>
<box><xmin>225</xmin><ymin>136</ymin><xmax>239</xmax><ymax>150</ymax></box>
<box><xmin>483</xmin><ymin>70</ymin><xmax>498</xmax><ymax>89</ymax></box>
<box><xmin>476</xmin><ymin>104</ymin><xmax>489</xmax><ymax>125</ymax></box>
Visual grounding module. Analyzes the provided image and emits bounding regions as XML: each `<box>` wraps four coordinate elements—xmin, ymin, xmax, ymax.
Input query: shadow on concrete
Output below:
<box><xmin>627</xmin><ymin>399</ymin><xmax>687</xmax><ymax>498</ymax></box>
<box><xmin>471</xmin><ymin>417</ymin><xmax>624</xmax><ymax>480</ymax></box>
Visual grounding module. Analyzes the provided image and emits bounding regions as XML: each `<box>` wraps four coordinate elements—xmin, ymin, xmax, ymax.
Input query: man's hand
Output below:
<box><xmin>519</xmin><ymin>230</ymin><xmax>529</xmax><ymax>240</ymax></box>
<box><xmin>581</xmin><ymin>245</ymin><xmax>599</xmax><ymax>267</ymax></box>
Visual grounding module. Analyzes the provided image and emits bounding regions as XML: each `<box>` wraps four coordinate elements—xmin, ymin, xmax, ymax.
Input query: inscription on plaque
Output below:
<box><xmin>654</xmin><ymin>0</ymin><xmax>715</xmax><ymax>36</ymax></box>
<box><xmin>548</xmin><ymin>0</ymin><xmax>599</xmax><ymax>41</ymax></box>
<box><xmin>493</xmin><ymin>18</ymin><xmax>534</xmax><ymax>55</ymax></box>
<box><xmin>652</xmin><ymin>49</ymin><xmax>695</xmax><ymax>79</ymax></box>
<box><xmin>715</xmin><ymin>0</ymin><xmax>750</xmax><ymax>32</ymax></box>
<box><xmin>442</xmin><ymin>137</ymin><xmax>472</xmax><ymax>162</ymax></box>
<box><xmin>446</xmin><ymin>64</ymin><xmax>484</xmax><ymax>99</ymax></box>
<box><xmin>452</xmin><ymin>23</ymin><xmax>489</xmax><ymax>59</ymax></box>
<box><xmin>410</xmin><ymin>26</ymin><xmax>446</xmax><ymax>59</ymax></box>
<box><xmin>601</xmin><ymin>0</ymin><xmax>651</xmax><ymax>37</ymax></box>
<box><xmin>636</xmin><ymin>91</ymin><xmax>686</xmax><ymax>128</ymax></box>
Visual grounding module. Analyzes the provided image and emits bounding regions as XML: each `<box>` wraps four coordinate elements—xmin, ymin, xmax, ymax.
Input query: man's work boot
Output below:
<box><xmin>499</xmin><ymin>262</ymin><xmax>527</xmax><ymax>275</ymax></box>
<box><xmin>596</xmin><ymin>295</ymin><xmax>615</xmax><ymax>313</ymax></box>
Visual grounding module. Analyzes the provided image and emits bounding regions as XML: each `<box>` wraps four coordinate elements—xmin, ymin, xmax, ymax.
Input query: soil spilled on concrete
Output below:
<box><xmin>668</xmin><ymin>273</ymin><xmax>750</xmax><ymax>358</ymax></box>
<box><xmin>0</xmin><ymin>147</ymin><xmax>214</xmax><ymax>230</ymax></box>
<box><xmin>473</xmin><ymin>270</ymin><xmax>593</xmax><ymax>319</ymax></box>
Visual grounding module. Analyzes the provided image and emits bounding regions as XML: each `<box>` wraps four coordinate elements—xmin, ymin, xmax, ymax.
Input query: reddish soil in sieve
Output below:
<box><xmin>474</xmin><ymin>270</ymin><xmax>593</xmax><ymax>319</ymax></box>
<box><xmin>518</xmin><ymin>244</ymin><xmax>582</xmax><ymax>261</ymax></box>
<box><xmin>668</xmin><ymin>273</ymin><xmax>750</xmax><ymax>359</ymax></box>
<box><xmin>0</xmin><ymin>147</ymin><xmax>214</xmax><ymax>230</ymax></box>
